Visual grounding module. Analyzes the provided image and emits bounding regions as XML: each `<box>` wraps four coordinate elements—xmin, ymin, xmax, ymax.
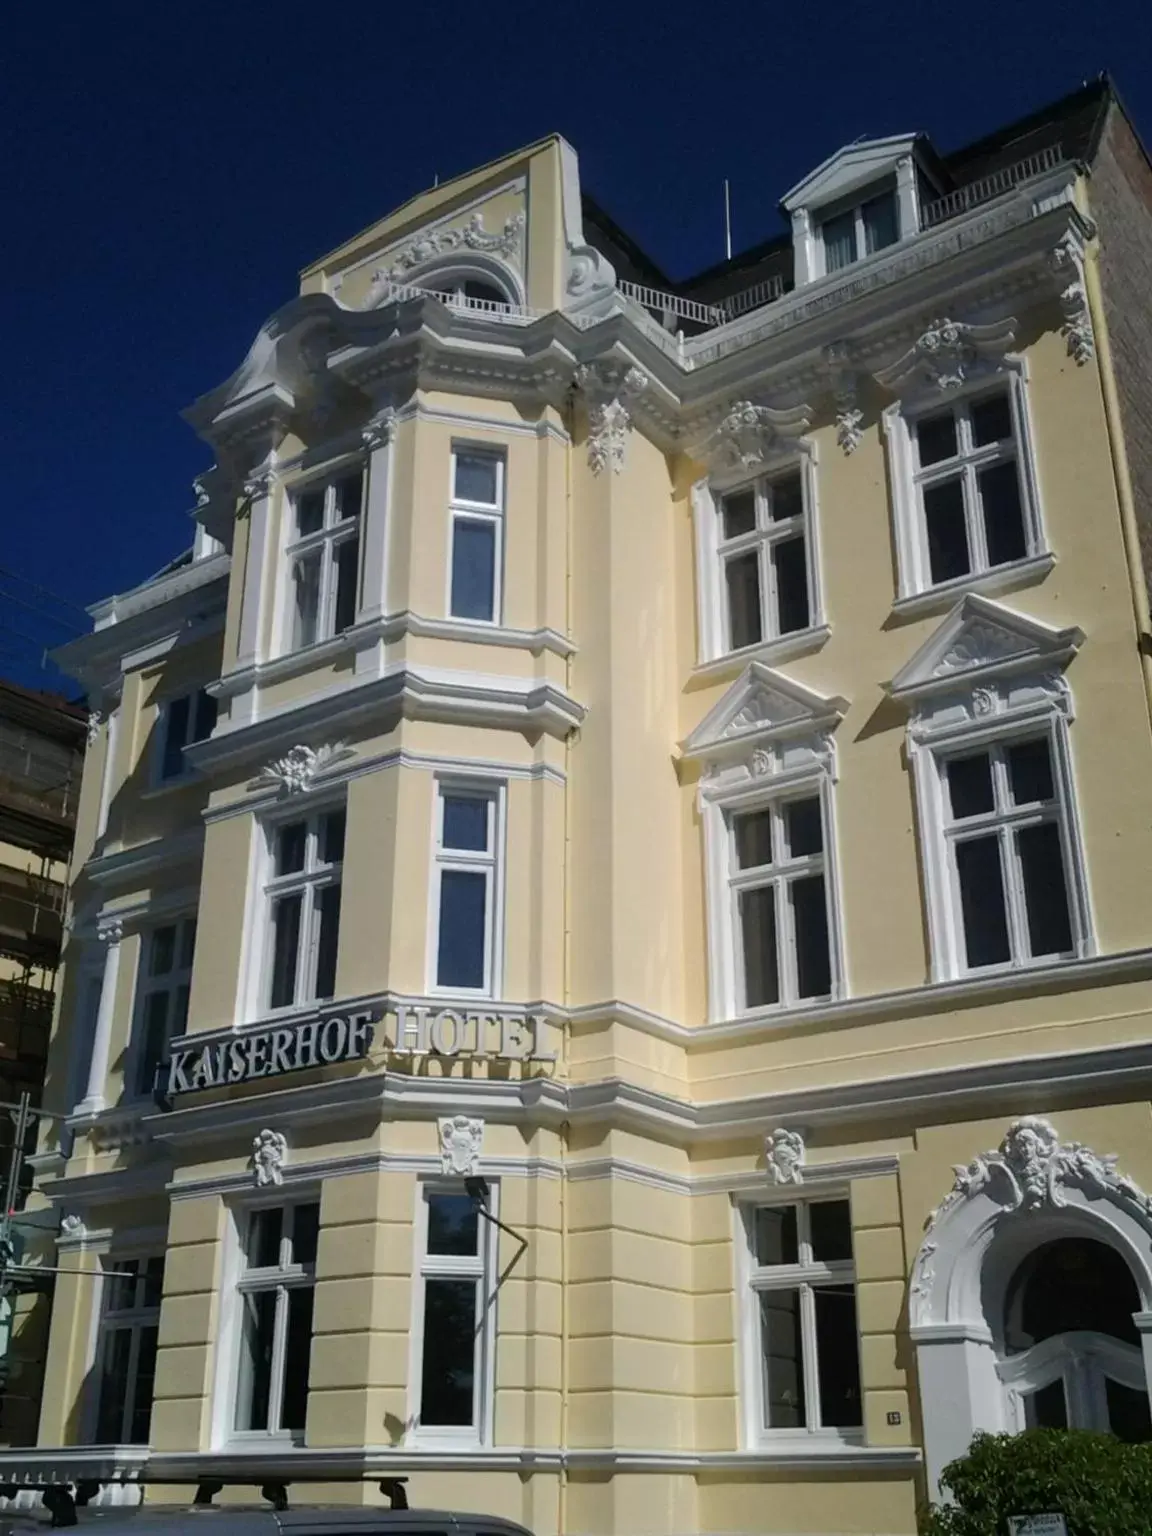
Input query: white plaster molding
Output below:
<box><xmin>1050</xmin><ymin>236</ymin><xmax>1095</xmax><ymax>365</ymax></box>
<box><xmin>824</xmin><ymin>343</ymin><xmax>863</xmax><ymax>454</ymax></box>
<box><xmin>86</xmin><ymin>709</ymin><xmax>104</xmax><ymax>746</ymax></box>
<box><xmin>682</xmin><ymin>660</ymin><xmax>848</xmax><ymax>764</ymax></box>
<box><xmin>355</xmin><ymin>213</ymin><xmax>525</xmax><ymax>311</ymax></box>
<box><xmin>59</xmin><ymin>1213</ymin><xmax>86</xmax><ymax>1241</ymax></box>
<box><xmin>95</xmin><ymin>916</ymin><xmax>124</xmax><ymax>947</ymax></box>
<box><xmin>251</xmin><ymin>1128</ymin><xmax>287</xmax><ymax>1187</ymax></box>
<box><xmin>700</xmin><ymin>399</ymin><xmax>813</xmax><ymax>473</ymax></box>
<box><xmin>575</xmin><ymin>362</ymin><xmax>648</xmax><ymax>474</ymax></box>
<box><xmin>439</xmin><ymin>1114</ymin><xmax>484</xmax><ymax>1176</ymax></box>
<box><xmin>875</xmin><ymin>315</ymin><xmax>1018</xmax><ymax>392</ymax></box>
<box><xmin>360</xmin><ymin>408</ymin><xmax>397</xmax><ymax>451</ymax></box>
<box><xmin>246</xmin><ymin>742</ymin><xmax>355</xmax><ymax>796</ymax></box>
<box><xmin>765</xmin><ymin>1127</ymin><xmax>805</xmax><ymax>1184</ymax></box>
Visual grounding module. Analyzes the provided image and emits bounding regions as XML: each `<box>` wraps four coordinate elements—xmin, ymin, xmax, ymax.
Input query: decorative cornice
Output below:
<box><xmin>699</xmin><ymin>399</ymin><xmax>812</xmax><ymax>472</ymax></box>
<box><xmin>874</xmin><ymin>315</ymin><xmax>1018</xmax><ymax>392</ymax></box>
<box><xmin>246</xmin><ymin>742</ymin><xmax>355</xmax><ymax>797</ymax></box>
<box><xmin>575</xmin><ymin>361</ymin><xmax>648</xmax><ymax>474</ymax></box>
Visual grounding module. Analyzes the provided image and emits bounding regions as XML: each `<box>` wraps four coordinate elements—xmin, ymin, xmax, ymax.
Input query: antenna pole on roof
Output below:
<box><xmin>723</xmin><ymin>179</ymin><xmax>733</xmax><ymax>261</ymax></box>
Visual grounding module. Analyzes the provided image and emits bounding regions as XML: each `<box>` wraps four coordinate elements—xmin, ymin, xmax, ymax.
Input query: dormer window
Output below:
<box><xmin>820</xmin><ymin>188</ymin><xmax>899</xmax><ymax>273</ymax></box>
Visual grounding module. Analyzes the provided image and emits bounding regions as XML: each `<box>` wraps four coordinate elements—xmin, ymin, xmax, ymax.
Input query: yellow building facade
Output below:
<box><xmin>8</xmin><ymin>77</ymin><xmax>1152</xmax><ymax>1535</ymax></box>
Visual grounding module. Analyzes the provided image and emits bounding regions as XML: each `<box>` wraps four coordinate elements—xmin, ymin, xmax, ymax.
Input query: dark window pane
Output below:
<box><xmin>721</xmin><ymin>490</ymin><xmax>756</xmax><ymax>540</ymax></box>
<box><xmin>759</xmin><ymin>1289</ymin><xmax>806</xmax><ymax>1427</ymax></box>
<box><xmin>1018</xmin><ymin>822</ymin><xmax>1073</xmax><ymax>956</ymax></box>
<box><xmin>437</xmin><ymin>871</ymin><xmax>487</xmax><ymax>989</ymax></box>
<box><xmin>862</xmin><ymin>190</ymin><xmax>898</xmax><ymax>253</ymax></box>
<box><xmin>280</xmin><ymin>1287</ymin><xmax>315</xmax><ymax>1432</ymax></box>
<box><xmin>150</xmin><ymin>926</ymin><xmax>176</xmax><ymax>977</ymax></box>
<box><xmin>291</xmin><ymin>1203</ymin><xmax>320</xmax><ymax>1268</ymax></box>
<box><xmin>333</xmin><ymin>537</ymin><xmax>359</xmax><ymax>633</ymax></box>
<box><xmin>269</xmin><ymin>893</ymin><xmax>303</xmax><ymax>1008</ymax></box>
<box><xmin>462</xmin><ymin>279</ymin><xmax>507</xmax><ymax>305</ymax></box>
<box><xmin>172</xmin><ymin>983</ymin><xmax>190</xmax><ymax>1037</ymax></box>
<box><xmin>822</xmin><ymin>209</ymin><xmax>856</xmax><ymax>272</ymax></box>
<box><xmin>129</xmin><ymin>1326</ymin><xmax>159</xmax><ymax>1443</ymax></box>
<box><xmin>335</xmin><ymin>473</ymin><xmax>363</xmax><ymax>522</ymax></box>
<box><xmin>161</xmin><ymin>696</ymin><xmax>190</xmax><ymax>779</ymax></box>
<box><xmin>924</xmin><ymin>478</ymin><xmax>970</xmax><ymax>582</ymax></box>
<box><xmin>809</xmin><ymin>1201</ymin><xmax>853</xmax><ymax>1263</ymax></box>
<box><xmin>970</xmin><ymin>392</ymin><xmax>1013</xmax><ymax>447</ymax></box>
<box><xmin>179</xmin><ymin>920</ymin><xmax>197</xmax><ymax>970</ymax></box>
<box><xmin>192</xmin><ymin>689</ymin><xmax>218</xmax><ymax>743</ymax></box>
<box><xmin>105</xmin><ymin>1261</ymin><xmax>139</xmax><ymax>1315</ymax></box>
<box><xmin>1007</xmin><ymin>739</ymin><xmax>1055</xmax><ymax>806</ymax></box>
<box><xmin>739</xmin><ymin>886</ymin><xmax>779</xmax><ymax>1007</ymax></box>
<box><xmin>792</xmin><ymin>875</ymin><xmax>831</xmax><ymax>999</ymax></box>
<box><xmin>248</xmin><ymin>1207</ymin><xmax>283</xmax><ymax>1270</ymax></box>
<box><xmin>295</xmin><ymin>489</ymin><xmax>325</xmax><ymax>537</ymax></box>
<box><xmin>725</xmin><ymin>551</ymin><xmax>762</xmax><ymax>650</ymax></box>
<box><xmin>450</xmin><ymin>518</ymin><xmax>497</xmax><ymax>621</ymax></box>
<box><xmin>785</xmin><ymin>797</ymin><xmax>822</xmax><ymax>858</ymax></box>
<box><xmin>420</xmin><ymin>1278</ymin><xmax>477</xmax><ymax>1426</ymax></box>
<box><xmin>734</xmin><ymin>810</ymin><xmax>774</xmax><ymax>870</ymax></box>
<box><xmin>321</xmin><ymin>809</ymin><xmax>347</xmax><ymax>864</ymax></box>
<box><xmin>768</xmin><ymin>473</ymin><xmax>804</xmax><ymax>523</ymax></box>
<box><xmin>454</xmin><ymin>454</ymin><xmax>499</xmax><ymax>506</ymax></box>
<box><xmin>979</xmin><ymin>461</ymin><xmax>1027</xmax><ymax>566</ymax></box>
<box><xmin>96</xmin><ymin>1329</ymin><xmax>132</xmax><ymax>1441</ymax></box>
<box><xmin>1007</xmin><ymin>1238</ymin><xmax>1141</xmax><ymax>1352</ymax></box>
<box><xmin>813</xmin><ymin>1284</ymin><xmax>862</xmax><ymax>1428</ymax></box>
<box><xmin>137</xmin><ymin>991</ymin><xmax>170</xmax><ymax>1094</ymax></box>
<box><xmin>443</xmin><ymin>796</ymin><xmax>489</xmax><ymax>851</ymax></box>
<box><xmin>235</xmin><ymin>1290</ymin><xmax>276</xmax><ymax>1431</ymax></box>
<box><xmin>1107</xmin><ymin>1378</ymin><xmax>1152</xmax><ymax>1443</ymax></box>
<box><xmin>314</xmin><ymin>883</ymin><xmax>342</xmax><ymax>1000</ymax></box>
<box><xmin>754</xmin><ymin>1205</ymin><xmax>799</xmax><ymax>1267</ymax></box>
<box><xmin>292</xmin><ymin>552</ymin><xmax>321</xmax><ymax>648</ymax></box>
<box><xmin>428</xmin><ymin>1193</ymin><xmax>480</xmax><ymax>1256</ymax></box>
<box><xmin>773</xmin><ymin>536</ymin><xmax>810</xmax><ymax>634</ymax></box>
<box><xmin>1024</xmin><ymin>1379</ymin><xmax>1068</xmax><ymax>1430</ymax></box>
<box><xmin>947</xmin><ymin>753</ymin><xmax>994</xmax><ymax>819</ymax></box>
<box><xmin>956</xmin><ymin>836</ymin><xmax>1011</xmax><ymax>967</ymax></box>
<box><xmin>141</xmin><ymin>1257</ymin><xmax>165</xmax><ymax>1309</ymax></box>
<box><xmin>916</xmin><ymin>411</ymin><xmax>958</xmax><ymax>467</ymax></box>
<box><xmin>275</xmin><ymin>822</ymin><xmax>307</xmax><ymax>876</ymax></box>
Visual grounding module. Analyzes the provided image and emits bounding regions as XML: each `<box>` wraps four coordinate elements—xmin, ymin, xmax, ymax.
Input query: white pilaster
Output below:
<box><xmin>896</xmin><ymin>154</ymin><xmax>921</xmax><ymax>239</ymax></box>
<box><xmin>791</xmin><ymin>207</ymin><xmax>816</xmax><ymax>285</ymax></box>
<box><xmin>75</xmin><ymin>919</ymin><xmax>125</xmax><ymax>1115</ymax></box>
<box><xmin>235</xmin><ymin>474</ymin><xmax>275</xmax><ymax>672</ymax></box>
<box><xmin>358</xmin><ymin>412</ymin><xmax>396</xmax><ymax>624</ymax></box>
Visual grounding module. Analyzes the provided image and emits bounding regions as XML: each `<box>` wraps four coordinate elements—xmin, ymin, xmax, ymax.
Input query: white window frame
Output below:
<box><xmin>999</xmin><ymin>1330</ymin><xmax>1148</xmax><ymax>1434</ymax></box>
<box><xmin>692</xmin><ymin>446</ymin><xmax>825</xmax><ymax>667</ymax></box>
<box><xmin>254</xmin><ymin>800</ymin><xmax>346</xmax><ymax>1017</ymax></box>
<box><xmin>910</xmin><ymin>694</ymin><xmax>1093</xmax><ymax>983</ymax></box>
<box><xmin>279</xmin><ymin>466</ymin><xmax>364</xmax><ymax>656</ymax></box>
<box><xmin>127</xmin><ymin>915</ymin><xmax>196</xmax><ymax>1098</ymax></box>
<box><xmin>427</xmin><ymin>780</ymin><xmax>505</xmax><ymax>999</ymax></box>
<box><xmin>882</xmin><ymin>359</ymin><xmax>1048</xmax><ymax>608</ymax></box>
<box><xmin>702</xmin><ymin>764</ymin><xmax>845</xmax><ymax>1022</ymax></box>
<box><xmin>734</xmin><ymin>1193</ymin><xmax>862</xmax><ymax>1448</ymax></box>
<box><xmin>153</xmin><ymin>688</ymin><xmax>217</xmax><ymax>785</ymax></box>
<box><xmin>816</xmin><ymin>182</ymin><xmax>900</xmax><ymax>275</ymax></box>
<box><xmin>406</xmin><ymin>1180</ymin><xmax>498</xmax><ymax>1448</ymax></box>
<box><xmin>218</xmin><ymin>1197</ymin><xmax>319</xmax><ymax>1446</ymax></box>
<box><xmin>447</xmin><ymin>445</ymin><xmax>506</xmax><ymax>626</ymax></box>
<box><xmin>91</xmin><ymin>1252</ymin><xmax>165</xmax><ymax>1445</ymax></box>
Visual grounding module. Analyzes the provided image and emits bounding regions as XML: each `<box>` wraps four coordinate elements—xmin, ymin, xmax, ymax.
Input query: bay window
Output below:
<box><xmin>286</xmin><ymin>471</ymin><xmax>362</xmax><ymax>651</ymax></box>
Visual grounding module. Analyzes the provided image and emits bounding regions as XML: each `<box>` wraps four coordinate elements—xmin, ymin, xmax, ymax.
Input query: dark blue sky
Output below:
<box><xmin>5</xmin><ymin>0</ymin><xmax>1150</xmax><ymax>689</ymax></box>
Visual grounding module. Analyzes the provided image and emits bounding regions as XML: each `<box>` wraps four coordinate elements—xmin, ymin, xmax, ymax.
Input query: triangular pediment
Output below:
<box><xmin>682</xmin><ymin>662</ymin><xmax>849</xmax><ymax>760</ymax></box>
<box><xmin>781</xmin><ymin>133</ymin><xmax>921</xmax><ymax>213</ymax></box>
<box><xmin>889</xmin><ymin>594</ymin><xmax>1084</xmax><ymax>701</ymax></box>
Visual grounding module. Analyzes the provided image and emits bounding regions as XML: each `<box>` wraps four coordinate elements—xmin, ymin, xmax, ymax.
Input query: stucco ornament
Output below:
<box><xmin>706</xmin><ymin>399</ymin><xmax>811</xmax><ymax>472</ymax></box>
<box><xmin>252</xmin><ymin>1129</ymin><xmax>287</xmax><ymax>1187</ymax></box>
<box><xmin>932</xmin><ymin>620</ymin><xmax>1024</xmax><ymax>676</ymax></box>
<box><xmin>575</xmin><ymin>362</ymin><xmax>648</xmax><ymax>475</ymax></box>
<box><xmin>945</xmin><ymin>1116</ymin><xmax>1152</xmax><ymax>1218</ymax></box>
<box><xmin>875</xmin><ymin>315</ymin><xmax>1018</xmax><ymax>392</ymax></box>
<box><xmin>824</xmin><ymin>342</ymin><xmax>863</xmax><ymax>455</ymax></box>
<box><xmin>765</xmin><ymin>1127</ymin><xmax>806</xmax><ymax>1185</ymax></box>
<box><xmin>439</xmin><ymin>1115</ymin><xmax>485</xmax><ymax>1176</ymax></box>
<box><xmin>96</xmin><ymin>916</ymin><xmax>124</xmax><ymax>946</ymax></box>
<box><xmin>59</xmin><ymin>1213</ymin><xmax>86</xmax><ymax>1239</ymax></box>
<box><xmin>1050</xmin><ymin>237</ymin><xmax>1095</xmax><ymax>365</ymax></box>
<box><xmin>248</xmin><ymin>743</ymin><xmax>354</xmax><ymax>797</ymax></box>
<box><xmin>86</xmin><ymin>708</ymin><xmax>104</xmax><ymax>746</ymax></box>
<box><xmin>361</xmin><ymin>409</ymin><xmax>396</xmax><ymax>452</ymax></box>
<box><xmin>192</xmin><ymin>476</ymin><xmax>212</xmax><ymax>509</ymax></box>
<box><xmin>355</xmin><ymin>212</ymin><xmax>525</xmax><ymax>309</ymax></box>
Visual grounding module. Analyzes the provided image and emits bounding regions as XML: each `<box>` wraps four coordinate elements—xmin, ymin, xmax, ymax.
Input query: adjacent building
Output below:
<box><xmin>7</xmin><ymin>75</ymin><xmax>1152</xmax><ymax>1535</ymax></box>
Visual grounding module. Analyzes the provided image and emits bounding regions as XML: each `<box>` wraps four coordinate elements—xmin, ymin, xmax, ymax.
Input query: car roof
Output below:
<box><xmin>2</xmin><ymin>1510</ymin><xmax>535</xmax><ymax>1536</ymax></box>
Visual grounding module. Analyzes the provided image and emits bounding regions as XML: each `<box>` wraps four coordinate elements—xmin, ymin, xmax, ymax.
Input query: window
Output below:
<box><xmin>717</xmin><ymin>467</ymin><xmax>813</xmax><ymax>653</ymax></box>
<box><xmin>821</xmin><ymin>188</ymin><xmax>899</xmax><ymax>272</ymax></box>
<box><xmin>940</xmin><ymin>734</ymin><xmax>1076</xmax><ymax>971</ymax></box>
<box><xmin>911</xmin><ymin>388</ymin><xmax>1029</xmax><ymax>587</ymax></box>
<box><xmin>431</xmin><ymin>787</ymin><xmax>500</xmax><ymax>995</ymax></box>
<box><xmin>262</xmin><ymin>807</ymin><xmax>345</xmax><ymax>1010</ymax></box>
<box><xmin>741</xmin><ymin>1198</ymin><xmax>861</xmax><ymax>1438</ymax></box>
<box><xmin>95</xmin><ymin>1255</ymin><xmax>164</xmax><ymax>1443</ymax></box>
<box><xmin>411</xmin><ymin>1187</ymin><xmax>495</xmax><ymax>1440</ymax></box>
<box><xmin>157</xmin><ymin>689</ymin><xmax>217</xmax><ymax>781</ymax></box>
<box><xmin>286</xmin><ymin>471</ymin><xmax>362</xmax><ymax>651</ymax></box>
<box><xmin>448</xmin><ymin>449</ymin><xmax>504</xmax><ymax>623</ymax></box>
<box><xmin>729</xmin><ymin>793</ymin><xmax>833</xmax><ymax>1010</ymax></box>
<box><xmin>234</xmin><ymin>1202</ymin><xmax>318</xmax><ymax>1437</ymax></box>
<box><xmin>133</xmin><ymin>918</ymin><xmax>196</xmax><ymax>1095</ymax></box>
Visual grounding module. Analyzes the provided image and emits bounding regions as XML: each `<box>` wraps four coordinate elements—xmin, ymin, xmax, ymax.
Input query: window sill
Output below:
<box><xmin>694</xmin><ymin>624</ymin><xmax>831</xmax><ymax>682</ymax></box>
<box><xmin>890</xmin><ymin>552</ymin><xmax>1056</xmax><ymax>622</ymax></box>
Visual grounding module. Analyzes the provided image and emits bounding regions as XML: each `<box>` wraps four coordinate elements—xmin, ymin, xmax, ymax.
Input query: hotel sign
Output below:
<box><xmin>164</xmin><ymin>1004</ymin><xmax>557</xmax><ymax>1098</ymax></box>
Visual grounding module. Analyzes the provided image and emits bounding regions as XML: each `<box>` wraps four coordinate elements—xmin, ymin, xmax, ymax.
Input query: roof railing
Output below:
<box><xmin>618</xmin><ymin>279</ymin><xmax>726</xmax><ymax>329</ymax></box>
<box><xmin>718</xmin><ymin>272</ymin><xmax>788</xmax><ymax>321</ymax></box>
<box><xmin>921</xmin><ymin>144</ymin><xmax>1066</xmax><ymax>228</ymax></box>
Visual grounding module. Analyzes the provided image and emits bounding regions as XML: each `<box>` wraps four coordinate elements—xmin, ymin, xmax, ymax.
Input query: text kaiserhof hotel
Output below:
<box><xmin>9</xmin><ymin>76</ymin><xmax>1152</xmax><ymax>1536</ymax></box>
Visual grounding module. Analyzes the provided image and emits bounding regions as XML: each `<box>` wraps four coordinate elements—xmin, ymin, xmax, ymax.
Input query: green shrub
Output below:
<box><xmin>919</xmin><ymin>1429</ymin><xmax>1152</xmax><ymax>1536</ymax></box>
